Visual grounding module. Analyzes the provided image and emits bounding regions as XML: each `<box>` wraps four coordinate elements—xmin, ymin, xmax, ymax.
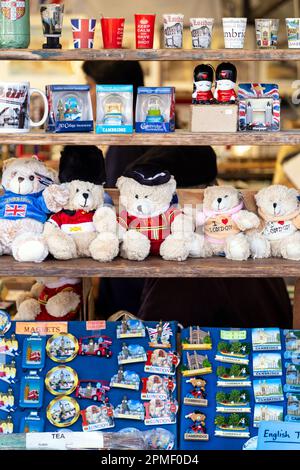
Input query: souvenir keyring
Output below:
<box><xmin>0</xmin><ymin>310</ymin><xmax>11</xmax><ymax>336</ymax></box>
<box><xmin>47</xmin><ymin>396</ymin><xmax>80</xmax><ymax>428</ymax></box>
<box><xmin>46</xmin><ymin>333</ymin><xmax>79</xmax><ymax>363</ymax></box>
<box><xmin>45</xmin><ymin>366</ymin><xmax>78</xmax><ymax>396</ymax></box>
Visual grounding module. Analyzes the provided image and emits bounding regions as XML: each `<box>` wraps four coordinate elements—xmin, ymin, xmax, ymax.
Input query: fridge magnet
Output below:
<box><xmin>215</xmin><ymin>340</ymin><xmax>250</xmax><ymax>365</ymax></box>
<box><xmin>147</xmin><ymin>321</ymin><xmax>173</xmax><ymax>348</ymax></box>
<box><xmin>285</xmin><ymin>393</ymin><xmax>300</xmax><ymax>422</ymax></box>
<box><xmin>75</xmin><ymin>380</ymin><xmax>110</xmax><ymax>402</ymax></box>
<box><xmin>144</xmin><ymin>398</ymin><xmax>178</xmax><ymax>425</ymax></box>
<box><xmin>284</xmin><ymin>330</ymin><xmax>300</xmax><ymax>360</ymax></box>
<box><xmin>118</xmin><ymin>343</ymin><xmax>147</xmax><ymax>365</ymax></box>
<box><xmin>252</xmin><ymin>352</ymin><xmax>282</xmax><ymax>377</ymax></box>
<box><xmin>78</xmin><ymin>335</ymin><xmax>112</xmax><ymax>358</ymax></box>
<box><xmin>45</xmin><ymin>366</ymin><xmax>78</xmax><ymax>396</ymax></box>
<box><xmin>0</xmin><ymin>334</ymin><xmax>19</xmax><ymax>357</ymax></box>
<box><xmin>0</xmin><ymin>310</ymin><xmax>11</xmax><ymax>335</ymax></box>
<box><xmin>253</xmin><ymin>379</ymin><xmax>284</xmax><ymax>403</ymax></box>
<box><xmin>19</xmin><ymin>411</ymin><xmax>44</xmax><ymax>433</ymax></box>
<box><xmin>141</xmin><ymin>375</ymin><xmax>176</xmax><ymax>400</ymax></box>
<box><xmin>145</xmin><ymin>349</ymin><xmax>180</xmax><ymax>376</ymax></box>
<box><xmin>116</xmin><ymin>319</ymin><xmax>145</xmax><ymax>339</ymax></box>
<box><xmin>22</xmin><ymin>333</ymin><xmax>46</xmax><ymax>370</ymax></box>
<box><xmin>0</xmin><ymin>388</ymin><xmax>15</xmax><ymax>413</ymax></box>
<box><xmin>184</xmin><ymin>411</ymin><xmax>209</xmax><ymax>441</ymax></box>
<box><xmin>144</xmin><ymin>428</ymin><xmax>175</xmax><ymax>450</ymax></box>
<box><xmin>253</xmin><ymin>404</ymin><xmax>283</xmax><ymax>428</ymax></box>
<box><xmin>47</xmin><ymin>333</ymin><xmax>79</xmax><ymax>363</ymax></box>
<box><xmin>214</xmin><ymin>413</ymin><xmax>250</xmax><ymax>437</ymax></box>
<box><xmin>183</xmin><ymin>377</ymin><xmax>208</xmax><ymax>406</ymax></box>
<box><xmin>252</xmin><ymin>328</ymin><xmax>282</xmax><ymax>351</ymax></box>
<box><xmin>81</xmin><ymin>403</ymin><xmax>115</xmax><ymax>431</ymax></box>
<box><xmin>238</xmin><ymin>83</ymin><xmax>280</xmax><ymax>131</ymax></box>
<box><xmin>182</xmin><ymin>327</ymin><xmax>212</xmax><ymax>350</ymax></box>
<box><xmin>181</xmin><ymin>352</ymin><xmax>212</xmax><ymax>377</ymax></box>
<box><xmin>216</xmin><ymin>389</ymin><xmax>251</xmax><ymax>413</ymax></box>
<box><xmin>47</xmin><ymin>396</ymin><xmax>80</xmax><ymax>428</ymax></box>
<box><xmin>216</xmin><ymin>365</ymin><xmax>251</xmax><ymax>387</ymax></box>
<box><xmin>0</xmin><ymin>359</ymin><xmax>17</xmax><ymax>384</ymax></box>
<box><xmin>19</xmin><ymin>371</ymin><xmax>44</xmax><ymax>409</ymax></box>
<box><xmin>114</xmin><ymin>396</ymin><xmax>144</xmax><ymax>421</ymax></box>
<box><xmin>110</xmin><ymin>367</ymin><xmax>140</xmax><ymax>391</ymax></box>
<box><xmin>284</xmin><ymin>363</ymin><xmax>300</xmax><ymax>392</ymax></box>
<box><xmin>0</xmin><ymin>415</ymin><xmax>13</xmax><ymax>434</ymax></box>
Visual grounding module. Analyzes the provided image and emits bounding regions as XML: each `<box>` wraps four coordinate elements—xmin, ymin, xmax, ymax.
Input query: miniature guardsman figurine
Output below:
<box><xmin>192</xmin><ymin>64</ymin><xmax>214</xmax><ymax>104</ymax></box>
<box><xmin>214</xmin><ymin>62</ymin><xmax>237</xmax><ymax>103</ymax></box>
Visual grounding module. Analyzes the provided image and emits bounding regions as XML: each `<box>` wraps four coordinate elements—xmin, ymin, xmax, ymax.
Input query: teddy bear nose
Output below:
<box><xmin>18</xmin><ymin>177</ymin><xmax>24</xmax><ymax>183</ymax></box>
<box><xmin>273</xmin><ymin>202</ymin><xmax>277</xmax><ymax>208</ymax></box>
<box><xmin>217</xmin><ymin>198</ymin><xmax>222</xmax><ymax>203</ymax></box>
<box><xmin>82</xmin><ymin>193</ymin><xmax>89</xmax><ymax>200</ymax></box>
<box><xmin>137</xmin><ymin>205</ymin><xmax>143</xmax><ymax>212</ymax></box>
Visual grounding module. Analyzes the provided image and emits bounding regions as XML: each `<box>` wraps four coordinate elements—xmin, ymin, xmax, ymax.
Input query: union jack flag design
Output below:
<box><xmin>238</xmin><ymin>83</ymin><xmax>280</xmax><ymax>131</ymax></box>
<box><xmin>71</xmin><ymin>19</ymin><xmax>96</xmax><ymax>49</ymax></box>
<box><xmin>4</xmin><ymin>204</ymin><xmax>26</xmax><ymax>217</ymax></box>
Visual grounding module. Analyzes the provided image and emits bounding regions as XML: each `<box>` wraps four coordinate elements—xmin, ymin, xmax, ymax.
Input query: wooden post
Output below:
<box><xmin>293</xmin><ymin>278</ymin><xmax>300</xmax><ymax>328</ymax></box>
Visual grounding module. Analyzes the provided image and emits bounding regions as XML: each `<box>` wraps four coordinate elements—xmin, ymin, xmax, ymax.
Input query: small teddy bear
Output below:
<box><xmin>196</xmin><ymin>185</ymin><xmax>260</xmax><ymax>260</ymax></box>
<box><xmin>43</xmin><ymin>146</ymin><xmax>119</xmax><ymax>262</ymax></box>
<box><xmin>116</xmin><ymin>164</ymin><xmax>202</xmax><ymax>261</ymax></box>
<box><xmin>0</xmin><ymin>156</ymin><xmax>68</xmax><ymax>262</ymax></box>
<box><xmin>249</xmin><ymin>184</ymin><xmax>300</xmax><ymax>260</ymax></box>
<box><xmin>14</xmin><ymin>277</ymin><xmax>81</xmax><ymax>321</ymax></box>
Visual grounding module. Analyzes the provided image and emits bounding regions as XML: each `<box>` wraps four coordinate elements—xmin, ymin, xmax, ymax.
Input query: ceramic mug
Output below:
<box><xmin>0</xmin><ymin>81</ymin><xmax>49</xmax><ymax>133</ymax></box>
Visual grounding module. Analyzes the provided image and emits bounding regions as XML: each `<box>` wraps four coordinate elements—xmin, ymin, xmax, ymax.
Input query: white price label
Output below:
<box><xmin>26</xmin><ymin>432</ymin><xmax>104</xmax><ymax>450</ymax></box>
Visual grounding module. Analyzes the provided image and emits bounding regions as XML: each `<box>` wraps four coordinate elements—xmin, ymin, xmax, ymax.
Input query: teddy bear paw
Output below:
<box><xmin>90</xmin><ymin>233</ymin><xmax>119</xmax><ymax>262</ymax></box>
<box><xmin>248</xmin><ymin>234</ymin><xmax>271</xmax><ymax>259</ymax></box>
<box><xmin>237</xmin><ymin>211</ymin><xmax>260</xmax><ymax>231</ymax></box>
<box><xmin>47</xmin><ymin>235</ymin><xmax>77</xmax><ymax>260</ymax></box>
<box><xmin>225</xmin><ymin>234</ymin><xmax>250</xmax><ymax>261</ymax></box>
<box><xmin>188</xmin><ymin>233</ymin><xmax>206</xmax><ymax>258</ymax></box>
<box><xmin>160</xmin><ymin>234</ymin><xmax>190</xmax><ymax>261</ymax></box>
<box><xmin>12</xmin><ymin>234</ymin><xmax>48</xmax><ymax>263</ymax></box>
<box><xmin>14</xmin><ymin>298</ymin><xmax>41</xmax><ymax>320</ymax></box>
<box><xmin>120</xmin><ymin>230</ymin><xmax>150</xmax><ymax>261</ymax></box>
<box><xmin>281</xmin><ymin>242</ymin><xmax>300</xmax><ymax>261</ymax></box>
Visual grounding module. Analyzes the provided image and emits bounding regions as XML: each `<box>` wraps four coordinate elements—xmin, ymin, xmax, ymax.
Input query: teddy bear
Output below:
<box><xmin>14</xmin><ymin>277</ymin><xmax>82</xmax><ymax>321</ymax></box>
<box><xmin>0</xmin><ymin>156</ymin><xmax>68</xmax><ymax>262</ymax></box>
<box><xmin>195</xmin><ymin>185</ymin><xmax>260</xmax><ymax>260</ymax></box>
<box><xmin>43</xmin><ymin>146</ymin><xmax>119</xmax><ymax>262</ymax></box>
<box><xmin>248</xmin><ymin>184</ymin><xmax>300</xmax><ymax>260</ymax></box>
<box><xmin>116</xmin><ymin>164</ymin><xmax>202</xmax><ymax>261</ymax></box>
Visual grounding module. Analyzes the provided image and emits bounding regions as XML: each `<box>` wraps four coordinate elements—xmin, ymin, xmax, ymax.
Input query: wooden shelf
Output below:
<box><xmin>1</xmin><ymin>256</ymin><xmax>300</xmax><ymax>278</ymax></box>
<box><xmin>0</xmin><ymin>130</ymin><xmax>300</xmax><ymax>146</ymax></box>
<box><xmin>0</xmin><ymin>48</ymin><xmax>300</xmax><ymax>61</ymax></box>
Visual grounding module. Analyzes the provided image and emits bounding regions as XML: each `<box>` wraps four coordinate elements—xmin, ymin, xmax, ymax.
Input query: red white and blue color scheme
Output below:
<box><xmin>238</xmin><ymin>83</ymin><xmax>280</xmax><ymax>132</ymax></box>
<box><xmin>71</xmin><ymin>19</ymin><xmax>96</xmax><ymax>49</ymax></box>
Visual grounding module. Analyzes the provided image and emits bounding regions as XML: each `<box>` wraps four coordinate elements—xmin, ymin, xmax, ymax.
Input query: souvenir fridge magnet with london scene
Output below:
<box><xmin>118</xmin><ymin>343</ymin><xmax>147</xmax><ymax>365</ymax></box>
<box><xmin>252</xmin><ymin>352</ymin><xmax>282</xmax><ymax>377</ymax></box>
<box><xmin>110</xmin><ymin>367</ymin><xmax>140</xmax><ymax>391</ymax></box>
<box><xmin>22</xmin><ymin>333</ymin><xmax>46</xmax><ymax>370</ymax></box>
<box><xmin>78</xmin><ymin>335</ymin><xmax>112</xmax><ymax>358</ymax></box>
<box><xmin>0</xmin><ymin>311</ymin><xmax>11</xmax><ymax>335</ymax></box>
<box><xmin>45</xmin><ymin>366</ymin><xmax>78</xmax><ymax>396</ymax></box>
<box><xmin>181</xmin><ymin>352</ymin><xmax>212</xmax><ymax>377</ymax></box>
<box><xmin>81</xmin><ymin>403</ymin><xmax>114</xmax><ymax>431</ymax></box>
<box><xmin>141</xmin><ymin>375</ymin><xmax>176</xmax><ymax>400</ymax></box>
<box><xmin>46</xmin><ymin>333</ymin><xmax>79</xmax><ymax>363</ymax></box>
<box><xmin>182</xmin><ymin>327</ymin><xmax>212</xmax><ymax>350</ymax></box>
<box><xmin>184</xmin><ymin>377</ymin><xmax>208</xmax><ymax>406</ymax></box>
<box><xmin>144</xmin><ymin>398</ymin><xmax>178</xmax><ymax>425</ymax></box>
<box><xmin>0</xmin><ymin>388</ymin><xmax>15</xmax><ymax>413</ymax></box>
<box><xmin>252</xmin><ymin>328</ymin><xmax>282</xmax><ymax>351</ymax></box>
<box><xmin>19</xmin><ymin>411</ymin><xmax>44</xmax><ymax>433</ymax></box>
<box><xmin>114</xmin><ymin>396</ymin><xmax>144</xmax><ymax>420</ymax></box>
<box><xmin>147</xmin><ymin>321</ymin><xmax>173</xmax><ymax>348</ymax></box>
<box><xmin>116</xmin><ymin>319</ymin><xmax>145</xmax><ymax>339</ymax></box>
<box><xmin>217</xmin><ymin>364</ymin><xmax>251</xmax><ymax>387</ymax></box>
<box><xmin>216</xmin><ymin>389</ymin><xmax>251</xmax><ymax>412</ymax></box>
<box><xmin>19</xmin><ymin>371</ymin><xmax>44</xmax><ymax>409</ymax></box>
<box><xmin>75</xmin><ymin>379</ymin><xmax>110</xmax><ymax>402</ymax></box>
<box><xmin>0</xmin><ymin>334</ymin><xmax>19</xmax><ymax>357</ymax></box>
<box><xmin>184</xmin><ymin>411</ymin><xmax>209</xmax><ymax>441</ymax></box>
<box><xmin>214</xmin><ymin>413</ymin><xmax>250</xmax><ymax>437</ymax></box>
<box><xmin>47</xmin><ymin>396</ymin><xmax>80</xmax><ymax>427</ymax></box>
<box><xmin>0</xmin><ymin>416</ymin><xmax>13</xmax><ymax>434</ymax></box>
<box><xmin>0</xmin><ymin>359</ymin><xmax>17</xmax><ymax>384</ymax></box>
<box><xmin>253</xmin><ymin>378</ymin><xmax>284</xmax><ymax>403</ymax></box>
<box><xmin>145</xmin><ymin>349</ymin><xmax>180</xmax><ymax>376</ymax></box>
<box><xmin>144</xmin><ymin>428</ymin><xmax>175</xmax><ymax>450</ymax></box>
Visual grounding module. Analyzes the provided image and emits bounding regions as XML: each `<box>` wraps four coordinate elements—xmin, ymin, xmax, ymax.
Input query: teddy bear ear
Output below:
<box><xmin>116</xmin><ymin>176</ymin><xmax>127</xmax><ymax>191</ymax></box>
<box><xmin>2</xmin><ymin>157</ymin><xmax>17</xmax><ymax>171</ymax></box>
<box><xmin>46</xmin><ymin>167</ymin><xmax>59</xmax><ymax>184</ymax></box>
<box><xmin>238</xmin><ymin>191</ymin><xmax>244</xmax><ymax>202</ymax></box>
<box><xmin>288</xmin><ymin>187</ymin><xmax>299</xmax><ymax>199</ymax></box>
<box><xmin>32</xmin><ymin>155</ymin><xmax>40</xmax><ymax>161</ymax></box>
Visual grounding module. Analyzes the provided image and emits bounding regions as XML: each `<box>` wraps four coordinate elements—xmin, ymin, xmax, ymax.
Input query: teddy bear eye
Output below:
<box><xmin>135</xmin><ymin>195</ymin><xmax>139</xmax><ymax>199</ymax></box>
<box><xmin>224</xmin><ymin>195</ymin><xmax>228</xmax><ymax>198</ymax></box>
<box><xmin>76</xmin><ymin>189</ymin><xmax>79</xmax><ymax>193</ymax></box>
<box><xmin>29</xmin><ymin>175</ymin><xmax>34</xmax><ymax>181</ymax></box>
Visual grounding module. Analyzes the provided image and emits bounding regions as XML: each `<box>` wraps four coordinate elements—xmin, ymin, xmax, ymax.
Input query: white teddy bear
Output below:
<box><xmin>196</xmin><ymin>185</ymin><xmax>260</xmax><ymax>260</ymax></box>
<box><xmin>249</xmin><ymin>184</ymin><xmax>300</xmax><ymax>260</ymax></box>
<box><xmin>0</xmin><ymin>156</ymin><xmax>68</xmax><ymax>262</ymax></box>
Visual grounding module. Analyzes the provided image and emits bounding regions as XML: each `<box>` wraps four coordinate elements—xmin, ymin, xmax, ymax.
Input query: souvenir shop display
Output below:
<box><xmin>163</xmin><ymin>14</ymin><xmax>184</xmax><ymax>48</ymax></box>
<box><xmin>255</xmin><ymin>18</ymin><xmax>279</xmax><ymax>48</ymax></box>
<box><xmin>222</xmin><ymin>17</ymin><xmax>247</xmax><ymax>48</ymax></box>
<box><xmin>190</xmin><ymin>18</ymin><xmax>214</xmax><ymax>49</ymax></box>
<box><xmin>238</xmin><ymin>83</ymin><xmax>280</xmax><ymax>132</ymax></box>
<box><xmin>45</xmin><ymin>85</ymin><xmax>93</xmax><ymax>133</ymax></box>
<box><xmin>135</xmin><ymin>86</ymin><xmax>175</xmax><ymax>133</ymax></box>
<box><xmin>96</xmin><ymin>85</ymin><xmax>133</xmax><ymax>134</ymax></box>
<box><xmin>135</xmin><ymin>14</ymin><xmax>156</xmax><ymax>49</ymax></box>
<box><xmin>100</xmin><ymin>16</ymin><xmax>125</xmax><ymax>49</ymax></box>
<box><xmin>71</xmin><ymin>18</ymin><xmax>96</xmax><ymax>49</ymax></box>
<box><xmin>40</xmin><ymin>3</ymin><xmax>64</xmax><ymax>49</ymax></box>
<box><xmin>286</xmin><ymin>18</ymin><xmax>300</xmax><ymax>48</ymax></box>
<box><xmin>0</xmin><ymin>0</ymin><xmax>30</xmax><ymax>49</ymax></box>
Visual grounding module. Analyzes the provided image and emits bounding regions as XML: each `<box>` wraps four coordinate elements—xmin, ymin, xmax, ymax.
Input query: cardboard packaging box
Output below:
<box><xmin>190</xmin><ymin>104</ymin><xmax>238</xmax><ymax>132</ymax></box>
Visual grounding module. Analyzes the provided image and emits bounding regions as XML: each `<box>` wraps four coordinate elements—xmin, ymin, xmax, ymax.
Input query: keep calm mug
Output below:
<box><xmin>0</xmin><ymin>82</ymin><xmax>48</xmax><ymax>133</ymax></box>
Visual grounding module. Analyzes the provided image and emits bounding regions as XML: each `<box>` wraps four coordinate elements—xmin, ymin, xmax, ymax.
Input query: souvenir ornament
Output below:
<box><xmin>96</xmin><ymin>85</ymin><xmax>133</xmax><ymax>134</ymax></box>
<box><xmin>118</xmin><ymin>343</ymin><xmax>147</xmax><ymax>365</ymax></box>
<box><xmin>214</xmin><ymin>413</ymin><xmax>250</xmax><ymax>437</ymax></box>
<box><xmin>45</xmin><ymin>366</ymin><xmax>78</xmax><ymax>396</ymax></box>
<box><xmin>190</xmin><ymin>18</ymin><xmax>214</xmax><ymax>49</ymax></box>
<box><xmin>114</xmin><ymin>396</ymin><xmax>144</xmax><ymax>421</ymax></box>
<box><xmin>22</xmin><ymin>333</ymin><xmax>46</xmax><ymax>370</ymax></box>
<box><xmin>135</xmin><ymin>88</ymin><xmax>175</xmax><ymax>133</ymax></box>
<box><xmin>19</xmin><ymin>411</ymin><xmax>44</xmax><ymax>433</ymax></box>
<box><xmin>253</xmin><ymin>404</ymin><xmax>283</xmax><ymax>428</ymax></box>
<box><xmin>0</xmin><ymin>334</ymin><xmax>19</xmax><ymax>356</ymax></box>
<box><xmin>184</xmin><ymin>377</ymin><xmax>208</xmax><ymax>407</ymax></box>
<box><xmin>192</xmin><ymin>65</ymin><xmax>214</xmax><ymax>104</ymax></box>
<box><xmin>145</xmin><ymin>349</ymin><xmax>180</xmax><ymax>376</ymax></box>
<box><xmin>252</xmin><ymin>352</ymin><xmax>282</xmax><ymax>377</ymax></box>
<box><xmin>181</xmin><ymin>352</ymin><xmax>212</xmax><ymax>377</ymax></box>
<box><xmin>286</xmin><ymin>18</ymin><xmax>300</xmax><ymax>48</ymax></box>
<box><xmin>144</xmin><ymin>398</ymin><xmax>178</xmax><ymax>425</ymax></box>
<box><xmin>110</xmin><ymin>367</ymin><xmax>140</xmax><ymax>391</ymax></box>
<box><xmin>182</xmin><ymin>327</ymin><xmax>212</xmax><ymax>350</ymax></box>
<box><xmin>78</xmin><ymin>335</ymin><xmax>112</xmax><ymax>358</ymax></box>
<box><xmin>81</xmin><ymin>403</ymin><xmax>114</xmax><ymax>432</ymax></box>
<box><xmin>0</xmin><ymin>415</ymin><xmax>13</xmax><ymax>434</ymax></box>
<box><xmin>252</xmin><ymin>328</ymin><xmax>282</xmax><ymax>351</ymax></box>
<box><xmin>144</xmin><ymin>428</ymin><xmax>175</xmax><ymax>450</ymax></box>
<box><xmin>0</xmin><ymin>310</ymin><xmax>11</xmax><ymax>335</ymax></box>
<box><xmin>0</xmin><ymin>388</ymin><xmax>15</xmax><ymax>413</ymax></box>
<box><xmin>0</xmin><ymin>0</ymin><xmax>30</xmax><ymax>49</ymax></box>
<box><xmin>285</xmin><ymin>393</ymin><xmax>300</xmax><ymax>422</ymax></box>
<box><xmin>75</xmin><ymin>380</ymin><xmax>110</xmax><ymax>403</ymax></box>
<box><xmin>253</xmin><ymin>379</ymin><xmax>284</xmax><ymax>403</ymax></box>
<box><xmin>19</xmin><ymin>371</ymin><xmax>44</xmax><ymax>409</ymax></box>
<box><xmin>147</xmin><ymin>321</ymin><xmax>173</xmax><ymax>348</ymax></box>
<box><xmin>40</xmin><ymin>3</ymin><xmax>64</xmax><ymax>49</ymax></box>
<box><xmin>284</xmin><ymin>363</ymin><xmax>300</xmax><ymax>393</ymax></box>
<box><xmin>47</xmin><ymin>396</ymin><xmax>80</xmax><ymax>428</ymax></box>
<box><xmin>163</xmin><ymin>14</ymin><xmax>184</xmax><ymax>48</ymax></box>
<box><xmin>117</xmin><ymin>319</ymin><xmax>145</xmax><ymax>339</ymax></box>
<box><xmin>46</xmin><ymin>333</ymin><xmax>79</xmax><ymax>363</ymax></box>
<box><xmin>216</xmin><ymin>389</ymin><xmax>251</xmax><ymax>413</ymax></box>
<box><xmin>214</xmin><ymin>62</ymin><xmax>237</xmax><ymax>103</ymax></box>
<box><xmin>0</xmin><ymin>359</ymin><xmax>16</xmax><ymax>384</ymax></box>
<box><xmin>71</xmin><ymin>18</ymin><xmax>96</xmax><ymax>49</ymax></box>
<box><xmin>184</xmin><ymin>411</ymin><xmax>209</xmax><ymax>441</ymax></box>
<box><xmin>215</xmin><ymin>340</ymin><xmax>250</xmax><ymax>365</ymax></box>
<box><xmin>141</xmin><ymin>375</ymin><xmax>176</xmax><ymax>400</ymax></box>
<box><xmin>255</xmin><ymin>18</ymin><xmax>279</xmax><ymax>49</ymax></box>
<box><xmin>216</xmin><ymin>364</ymin><xmax>251</xmax><ymax>387</ymax></box>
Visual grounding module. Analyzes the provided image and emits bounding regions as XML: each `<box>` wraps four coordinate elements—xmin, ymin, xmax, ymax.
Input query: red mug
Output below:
<box><xmin>135</xmin><ymin>14</ymin><xmax>156</xmax><ymax>49</ymax></box>
<box><xmin>101</xmin><ymin>17</ymin><xmax>125</xmax><ymax>48</ymax></box>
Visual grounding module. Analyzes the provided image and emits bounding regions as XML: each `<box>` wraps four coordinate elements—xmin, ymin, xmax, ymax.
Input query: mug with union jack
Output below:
<box><xmin>71</xmin><ymin>19</ymin><xmax>96</xmax><ymax>49</ymax></box>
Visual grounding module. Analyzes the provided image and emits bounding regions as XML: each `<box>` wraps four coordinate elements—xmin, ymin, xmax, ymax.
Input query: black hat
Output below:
<box><xmin>194</xmin><ymin>64</ymin><xmax>214</xmax><ymax>83</ymax></box>
<box><xmin>59</xmin><ymin>146</ymin><xmax>106</xmax><ymax>184</ymax></box>
<box><xmin>124</xmin><ymin>164</ymin><xmax>171</xmax><ymax>186</ymax></box>
<box><xmin>216</xmin><ymin>62</ymin><xmax>237</xmax><ymax>83</ymax></box>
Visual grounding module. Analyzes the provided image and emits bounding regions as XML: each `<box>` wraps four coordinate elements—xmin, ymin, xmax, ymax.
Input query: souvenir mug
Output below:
<box><xmin>0</xmin><ymin>82</ymin><xmax>49</xmax><ymax>133</ymax></box>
